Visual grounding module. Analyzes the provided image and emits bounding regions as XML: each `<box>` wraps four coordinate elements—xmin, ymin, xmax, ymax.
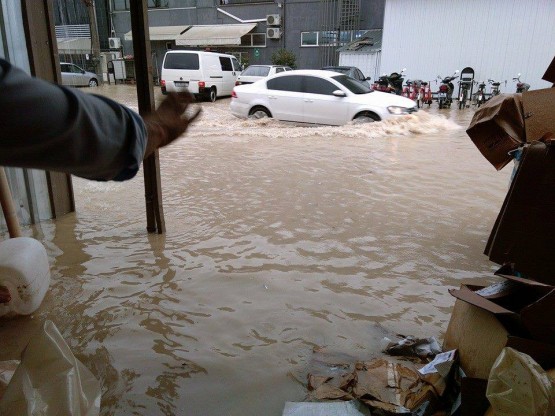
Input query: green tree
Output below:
<box><xmin>271</xmin><ymin>49</ymin><xmax>297</xmax><ymax>68</ymax></box>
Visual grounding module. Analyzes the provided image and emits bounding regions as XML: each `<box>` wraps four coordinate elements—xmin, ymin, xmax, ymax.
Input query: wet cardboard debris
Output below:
<box><xmin>484</xmin><ymin>141</ymin><xmax>555</xmax><ymax>284</ymax></box>
<box><xmin>305</xmin><ymin>345</ymin><xmax>460</xmax><ymax>416</ymax></box>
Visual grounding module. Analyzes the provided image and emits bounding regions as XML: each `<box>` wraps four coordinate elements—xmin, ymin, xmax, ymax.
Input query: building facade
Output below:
<box><xmin>109</xmin><ymin>0</ymin><xmax>385</xmax><ymax>72</ymax></box>
<box><xmin>380</xmin><ymin>0</ymin><xmax>555</xmax><ymax>92</ymax></box>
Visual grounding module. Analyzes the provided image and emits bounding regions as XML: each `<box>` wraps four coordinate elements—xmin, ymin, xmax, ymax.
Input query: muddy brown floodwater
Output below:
<box><xmin>0</xmin><ymin>85</ymin><xmax>511</xmax><ymax>415</ymax></box>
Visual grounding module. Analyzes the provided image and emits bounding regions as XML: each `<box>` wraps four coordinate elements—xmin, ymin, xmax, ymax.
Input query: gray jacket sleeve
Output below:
<box><xmin>0</xmin><ymin>58</ymin><xmax>147</xmax><ymax>181</ymax></box>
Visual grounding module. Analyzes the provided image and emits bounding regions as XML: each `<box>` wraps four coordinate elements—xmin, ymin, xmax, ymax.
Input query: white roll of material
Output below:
<box><xmin>0</xmin><ymin>237</ymin><xmax>50</xmax><ymax>317</ymax></box>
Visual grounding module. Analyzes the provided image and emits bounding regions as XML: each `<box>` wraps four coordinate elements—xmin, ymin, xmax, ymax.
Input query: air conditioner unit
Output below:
<box><xmin>266</xmin><ymin>28</ymin><xmax>281</xmax><ymax>39</ymax></box>
<box><xmin>108</xmin><ymin>37</ymin><xmax>121</xmax><ymax>49</ymax></box>
<box><xmin>266</xmin><ymin>14</ymin><xmax>281</xmax><ymax>26</ymax></box>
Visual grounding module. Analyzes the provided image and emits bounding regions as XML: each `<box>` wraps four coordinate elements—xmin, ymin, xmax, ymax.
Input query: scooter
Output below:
<box><xmin>421</xmin><ymin>81</ymin><xmax>433</xmax><ymax>107</ymax></box>
<box><xmin>473</xmin><ymin>80</ymin><xmax>486</xmax><ymax>107</ymax></box>
<box><xmin>437</xmin><ymin>70</ymin><xmax>459</xmax><ymax>109</ymax></box>
<box><xmin>403</xmin><ymin>79</ymin><xmax>425</xmax><ymax>107</ymax></box>
<box><xmin>372</xmin><ymin>69</ymin><xmax>406</xmax><ymax>95</ymax></box>
<box><xmin>513</xmin><ymin>73</ymin><xmax>530</xmax><ymax>93</ymax></box>
<box><xmin>373</xmin><ymin>74</ymin><xmax>395</xmax><ymax>93</ymax></box>
<box><xmin>388</xmin><ymin>68</ymin><xmax>406</xmax><ymax>95</ymax></box>
<box><xmin>457</xmin><ymin>79</ymin><xmax>472</xmax><ymax>109</ymax></box>
<box><xmin>487</xmin><ymin>79</ymin><xmax>504</xmax><ymax>98</ymax></box>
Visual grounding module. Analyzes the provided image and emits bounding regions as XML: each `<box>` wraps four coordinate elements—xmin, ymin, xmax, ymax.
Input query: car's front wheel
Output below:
<box><xmin>248</xmin><ymin>106</ymin><xmax>272</xmax><ymax>119</ymax></box>
<box><xmin>88</xmin><ymin>78</ymin><xmax>98</xmax><ymax>87</ymax></box>
<box><xmin>353</xmin><ymin>111</ymin><xmax>380</xmax><ymax>124</ymax></box>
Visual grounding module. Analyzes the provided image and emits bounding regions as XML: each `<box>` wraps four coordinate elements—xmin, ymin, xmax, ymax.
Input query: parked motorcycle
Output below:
<box><xmin>373</xmin><ymin>74</ymin><xmax>395</xmax><ymax>93</ymax></box>
<box><xmin>436</xmin><ymin>70</ymin><xmax>459</xmax><ymax>109</ymax></box>
<box><xmin>457</xmin><ymin>79</ymin><xmax>472</xmax><ymax>109</ymax></box>
<box><xmin>513</xmin><ymin>73</ymin><xmax>530</xmax><ymax>93</ymax></box>
<box><xmin>488</xmin><ymin>79</ymin><xmax>504</xmax><ymax>98</ymax></box>
<box><xmin>373</xmin><ymin>68</ymin><xmax>406</xmax><ymax>95</ymax></box>
<box><xmin>402</xmin><ymin>79</ymin><xmax>426</xmax><ymax>108</ymax></box>
<box><xmin>388</xmin><ymin>68</ymin><xmax>406</xmax><ymax>95</ymax></box>
<box><xmin>473</xmin><ymin>80</ymin><xmax>487</xmax><ymax>107</ymax></box>
<box><xmin>421</xmin><ymin>81</ymin><xmax>433</xmax><ymax>107</ymax></box>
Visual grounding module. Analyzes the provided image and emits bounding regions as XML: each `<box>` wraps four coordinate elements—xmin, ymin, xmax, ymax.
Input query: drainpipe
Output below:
<box><xmin>83</xmin><ymin>0</ymin><xmax>101</xmax><ymax>76</ymax></box>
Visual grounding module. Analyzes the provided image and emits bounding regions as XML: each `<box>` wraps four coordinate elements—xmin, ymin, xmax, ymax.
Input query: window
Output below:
<box><xmin>304</xmin><ymin>76</ymin><xmax>337</xmax><ymax>95</ymax></box>
<box><xmin>267</xmin><ymin>75</ymin><xmax>303</xmax><ymax>93</ymax></box>
<box><xmin>232</xmin><ymin>57</ymin><xmax>242</xmax><ymax>72</ymax></box>
<box><xmin>163</xmin><ymin>53</ymin><xmax>199</xmax><ymax>69</ymax></box>
<box><xmin>301</xmin><ymin>32</ymin><xmax>318</xmax><ymax>47</ymax></box>
<box><xmin>242</xmin><ymin>66</ymin><xmax>270</xmax><ymax>76</ymax></box>
<box><xmin>301</xmin><ymin>30</ymin><xmax>368</xmax><ymax>47</ymax></box>
<box><xmin>224</xmin><ymin>0</ymin><xmax>272</xmax><ymax>4</ymax></box>
<box><xmin>275</xmin><ymin>67</ymin><xmax>284</xmax><ymax>73</ymax></box>
<box><xmin>240</xmin><ymin>33</ymin><xmax>266</xmax><ymax>48</ymax></box>
<box><xmin>219</xmin><ymin>57</ymin><xmax>233</xmax><ymax>71</ymax></box>
<box><xmin>166</xmin><ymin>42</ymin><xmax>173</xmax><ymax>50</ymax></box>
<box><xmin>112</xmin><ymin>0</ymin><xmax>168</xmax><ymax>10</ymax></box>
<box><xmin>332</xmin><ymin>75</ymin><xmax>371</xmax><ymax>94</ymax></box>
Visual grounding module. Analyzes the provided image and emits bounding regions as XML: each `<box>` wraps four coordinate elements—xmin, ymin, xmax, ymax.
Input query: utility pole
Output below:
<box><xmin>83</xmin><ymin>0</ymin><xmax>101</xmax><ymax>76</ymax></box>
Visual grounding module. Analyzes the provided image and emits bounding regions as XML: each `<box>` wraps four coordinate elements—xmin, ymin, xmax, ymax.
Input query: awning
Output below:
<box><xmin>56</xmin><ymin>38</ymin><xmax>92</xmax><ymax>53</ymax></box>
<box><xmin>176</xmin><ymin>23</ymin><xmax>256</xmax><ymax>46</ymax></box>
<box><xmin>124</xmin><ymin>25</ymin><xmax>191</xmax><ymax>41</ymax></box>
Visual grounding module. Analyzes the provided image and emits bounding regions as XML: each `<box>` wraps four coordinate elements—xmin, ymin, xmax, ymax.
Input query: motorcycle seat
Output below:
<box><xmin>492</xmin><ymin>82</ymin><xmax>500</xmax><ymax>86</ymax></box>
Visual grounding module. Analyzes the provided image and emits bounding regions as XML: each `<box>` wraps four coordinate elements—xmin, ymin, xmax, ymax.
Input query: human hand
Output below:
<box><xmin>143</xmin><ymin>92</ymin><xmax>202</xmax><ymax>158</ymax></box>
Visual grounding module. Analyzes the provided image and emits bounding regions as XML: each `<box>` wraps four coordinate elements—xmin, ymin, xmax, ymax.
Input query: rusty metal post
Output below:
<box><xmin>129</xmin><ymin>1</ymin><xmax>166</xmax><ymax>234</ymax></box>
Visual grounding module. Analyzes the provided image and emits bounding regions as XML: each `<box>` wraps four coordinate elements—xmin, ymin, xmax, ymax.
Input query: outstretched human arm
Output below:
<box><xmin>0</xmin><ymin>58</ymin><xmax>200</xmax><ymax>181</ymax></box>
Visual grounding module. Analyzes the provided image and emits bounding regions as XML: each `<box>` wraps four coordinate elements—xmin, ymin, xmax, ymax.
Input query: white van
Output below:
<box><xmin>161</xmin><ymin>51</ymin><xmax>242</xmax><ymax>102</ymax></box>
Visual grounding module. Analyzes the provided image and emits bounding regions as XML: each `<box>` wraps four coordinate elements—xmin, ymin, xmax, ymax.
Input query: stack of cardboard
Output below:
<box><xmin>448</xmin><ymin>57</ymin><xmax>555</xmax><ymax>416</ymax></box>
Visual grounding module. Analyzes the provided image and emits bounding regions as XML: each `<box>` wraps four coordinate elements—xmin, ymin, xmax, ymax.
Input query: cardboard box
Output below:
<box><xmin>445</xmin><ymin>289</ymin><xmax>555</xmax><ymax>416</ymax></box>
<box><xmin>466</xmin><ymin>94</ymin><xmax>525</xmax><ymax>170</ymax></box>
<box><xmin>449</xmin><ymin>279</ymin><xmax>555</xmax><ymax>345</ymax></box>
<box><xmin>443</xmin><ymin>298</ymin><xmax>508</xmax><ymax>379</ymax></box>
<box><xmin>485</xmin><ymin>141</ymin><xmax>555</xmax><ymax>284</ymax></box>
<box><xmin>542</xmin><ymin>55</ymin><xmax>555</xmax><ymax>83</ymax></box>
<box><xmin>522</xmin><ymin>89</ymin><xmax>555</xmax><ymax>142</ymax></box>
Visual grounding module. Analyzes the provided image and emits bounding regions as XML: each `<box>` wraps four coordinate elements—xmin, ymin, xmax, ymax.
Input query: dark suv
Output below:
<box><xmin>321</xmin><ymin>66</ymin><xmax>371</xmax><ymax>87</ymax></box>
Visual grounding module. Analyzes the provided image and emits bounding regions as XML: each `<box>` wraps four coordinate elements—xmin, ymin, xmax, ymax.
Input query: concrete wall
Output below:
<box><xmin>380</xmin><ymin>0</ymin><xmax>555</xmax><ymax>91</ymax></box>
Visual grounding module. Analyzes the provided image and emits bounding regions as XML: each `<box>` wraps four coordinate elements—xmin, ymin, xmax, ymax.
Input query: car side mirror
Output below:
<box><xmin>332</xmin><ymin>90</ymin><xmax>346</xmax><ymax>97</ymax></box>
<box><xmin>365</xmin><ymin>77</ymin><xmax>371</xmax><ymax>81</ymax></box>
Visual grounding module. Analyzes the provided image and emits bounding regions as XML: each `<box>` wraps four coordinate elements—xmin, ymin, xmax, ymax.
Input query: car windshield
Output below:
<box><xmin>331</xmin><ymin>75</ymin><xmax>372</xmax><ymax>94</ymax></box>
<box><xmin>242</xmin><ymin>66</ymin><xmax>270</xmax><ymax>77</ymax></box>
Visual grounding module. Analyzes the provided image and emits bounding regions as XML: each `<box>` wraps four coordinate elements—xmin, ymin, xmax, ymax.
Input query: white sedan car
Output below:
<box><xmin>235</xmin><ymin>65</ymin><xmax>292</xmax><ymax>86</ymax></box>
<box><xmin>230</xmin><ymin>70</ymin><xmax>417</xmax><ymax>125</ymax></box>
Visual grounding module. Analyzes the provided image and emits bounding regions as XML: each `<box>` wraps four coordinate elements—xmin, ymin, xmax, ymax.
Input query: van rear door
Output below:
<box><xmin>162</xmin><ymin>52</ymin><xmax>202</xmax><ymax>93</ymax></box>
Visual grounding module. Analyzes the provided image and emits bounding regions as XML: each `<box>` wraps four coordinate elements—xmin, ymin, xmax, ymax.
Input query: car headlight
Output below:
<box><xmin>387</xmin><ymin>106</ymin><xmax>411</xmax><ymax>115</ymax></box>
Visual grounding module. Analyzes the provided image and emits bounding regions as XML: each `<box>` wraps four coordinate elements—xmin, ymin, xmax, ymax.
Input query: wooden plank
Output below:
<box><xmin>129</xmin><ymin>0</ymin><xmax>166</xmax><ymax>234</ymax></box>
<box><xmin>21</xmin><ymin>0</ymin><xmax>74</xmax><ymax>219</ymax></box>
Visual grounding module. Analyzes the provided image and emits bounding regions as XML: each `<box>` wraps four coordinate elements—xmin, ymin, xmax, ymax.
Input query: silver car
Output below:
<box><xmin>60</xmin><ymin>63</ymin><xmax>99</xmax><ymax>87</ymax></box>
<box><xmin>235</xmin><ymin>65</ymin><xmax>292</xmax><ymax>86</ymax></box>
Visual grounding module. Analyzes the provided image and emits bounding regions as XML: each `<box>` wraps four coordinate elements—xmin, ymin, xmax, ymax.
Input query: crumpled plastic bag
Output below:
<box><xmin>382</xmin><ymin>335</ymin><xmax>442</xmax><ymax>359</ymax></box>
<box><xmin>486</xmin><ymin>347</ymin><xmax>555</xmax><ymax>416</ymax></box>
<box><xmin>0</xmin><ymin>320</ymin><xmax>100</xmax><ymax>416</ymax></box>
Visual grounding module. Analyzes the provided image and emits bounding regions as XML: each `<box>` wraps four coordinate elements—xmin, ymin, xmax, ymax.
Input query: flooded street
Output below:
<box><xmin>0</xmin><ymin>85</ymin><xmax>511</xmax><ymax>415</ymax></box>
